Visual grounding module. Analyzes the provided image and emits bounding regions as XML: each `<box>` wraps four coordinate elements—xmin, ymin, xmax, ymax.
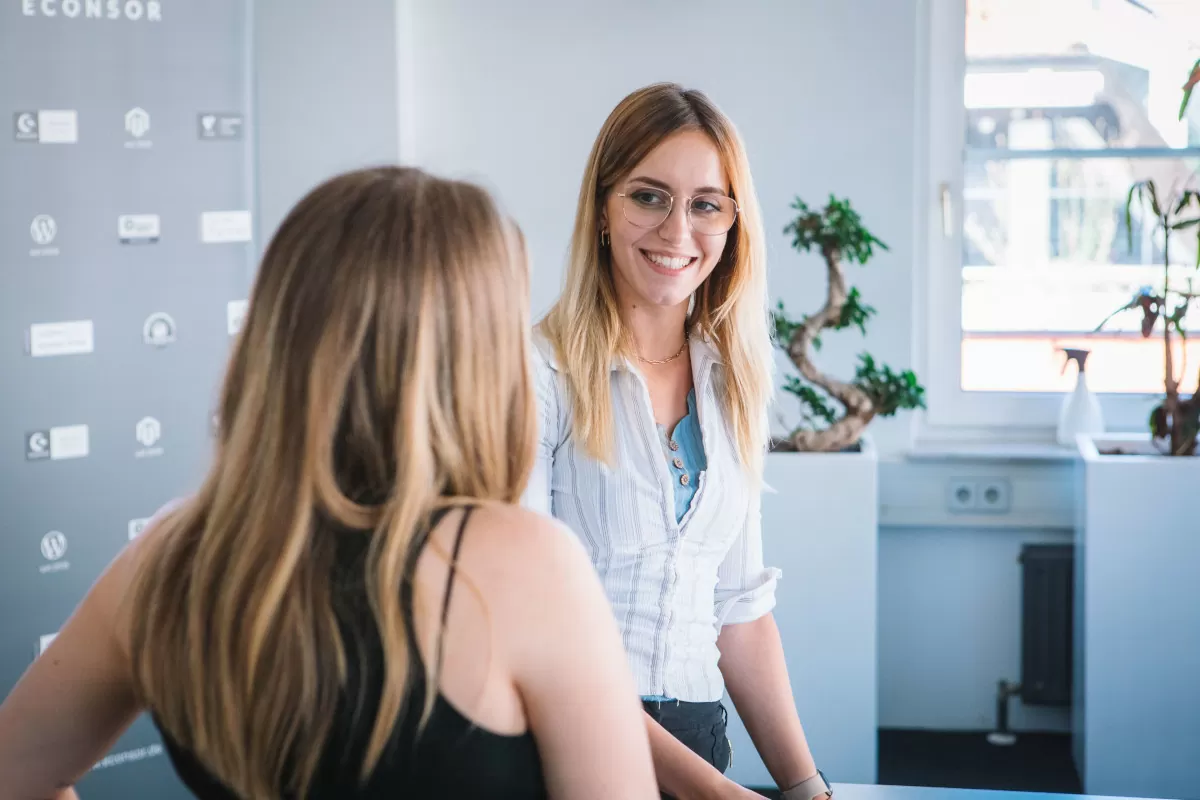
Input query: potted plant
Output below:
<box><xmin>769</xmin><ymin>195</ymin><xmax>926</xmax><ymax>452</ymax></box>
<box><xmin>1069</xmin><ymin>66</ymin><xmax>1200</xmax><ymax>800</ymax></box>
<box><xmin>1087</xmin><ymin>178</ymin><xmax>1200</xmax><ymax>455</ymax></box>
<box><xmin>723</xmin><ymin>196</ymin><xmax>924</xmax><ymax>789</ymax></box>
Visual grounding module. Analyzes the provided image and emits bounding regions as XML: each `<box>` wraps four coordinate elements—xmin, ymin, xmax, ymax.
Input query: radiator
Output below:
<box><xmin>1019</xmin><ymin>544</ymin><xmax>1075</xmax><ymax>707</ymax></box>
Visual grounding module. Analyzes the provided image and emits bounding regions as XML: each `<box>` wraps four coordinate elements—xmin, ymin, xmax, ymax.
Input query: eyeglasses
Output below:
<box><xmin>617</xmin><ymin>184</ymin><xmax>739</xmax><ymax>236</ymax></box>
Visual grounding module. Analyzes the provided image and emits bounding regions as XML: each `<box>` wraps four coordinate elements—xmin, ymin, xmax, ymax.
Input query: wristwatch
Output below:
<box><xmin>781</xmin><ymin>769</ymin><xmax>832</xmax><ymax>800</ymax></box>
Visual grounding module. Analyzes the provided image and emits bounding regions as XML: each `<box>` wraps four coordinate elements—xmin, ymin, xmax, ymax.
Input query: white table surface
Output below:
<box><xmin>829</xmin><ymin>784</ymin><xmax>1180</xmax><ymax>800</ymax></box>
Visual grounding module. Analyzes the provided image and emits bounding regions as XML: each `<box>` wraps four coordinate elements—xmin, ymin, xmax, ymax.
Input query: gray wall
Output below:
<box><xmin>0</xmin><ymin>1</ymin><xmax>254</xmax><ymax>797</ymax></box>
<box><xmin>0</xmin><ymin>1</ymin><xmax>399</xmax><ymax>796</ymax></box>
<box><xmin>255</xmin><ymin>0</ymin><xmax>399</xmax><ymax>247</ymax></box>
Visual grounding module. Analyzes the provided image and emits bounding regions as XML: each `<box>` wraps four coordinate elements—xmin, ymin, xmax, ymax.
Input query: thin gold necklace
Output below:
<box><xmin>637</xmin><ymin>333</ymin><xmax>688</xmax><ymax>365</ymax></box>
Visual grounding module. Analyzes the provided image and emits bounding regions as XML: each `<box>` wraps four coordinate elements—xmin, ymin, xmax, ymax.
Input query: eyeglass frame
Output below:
<box><xmin>614</xmin><ymin>183</ymin><xmax>741</xmax><ymax>237</ymax></box>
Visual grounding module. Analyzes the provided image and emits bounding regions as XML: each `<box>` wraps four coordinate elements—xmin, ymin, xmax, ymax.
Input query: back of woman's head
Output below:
<box><xmin>544</xmin><ymin>82</ymin><xmax>773</xmax><ymax>478</ymax></box>
<box><xmin>128</xmin><ymin>166</ymin><xmax>535</xmax><ymax>798</ymax></box>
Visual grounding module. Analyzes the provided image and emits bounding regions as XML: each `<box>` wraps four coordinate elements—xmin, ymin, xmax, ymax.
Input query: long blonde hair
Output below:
<box><xmin>128</xmin><ymin>166</ymin><xmax>535</xmax><ymax>798</ymax></box>
<box><xmin>541</xmin><ymin>82</ymin><xmax>774</xmax><ymax>478</ymax></box>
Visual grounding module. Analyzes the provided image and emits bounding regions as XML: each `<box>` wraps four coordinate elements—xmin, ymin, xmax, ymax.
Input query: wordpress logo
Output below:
<box><xmin>30</xmin><ymin>215</ymin><xmax>57</xmax><ymax>245</ymax></box>
<box><xmin>40</xmin><ymin>531</ymin><xmax>67</xmax><ymax>561</ymax></box>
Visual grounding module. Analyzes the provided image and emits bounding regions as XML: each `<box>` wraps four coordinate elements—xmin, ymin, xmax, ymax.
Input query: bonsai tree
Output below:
<box><xmin>770</xmin><ymin>196</ymin><xmax>925</xmax><ymax>452</ymax></box>
<box><xmin>1094</xmin><ymin>180</ymin><xmax>1200</xmax><ymax>456</ymax></box>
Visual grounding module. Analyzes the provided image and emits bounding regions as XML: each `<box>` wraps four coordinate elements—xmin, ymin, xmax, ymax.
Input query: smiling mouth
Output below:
<box><xmin>641</xmin><ymin>249</ymin><xmax>697</xmax><ymax>273</ymax></box>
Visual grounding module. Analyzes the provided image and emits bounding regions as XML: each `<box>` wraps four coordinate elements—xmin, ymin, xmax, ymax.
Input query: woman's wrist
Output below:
<box><xmin>781</xmin><ymin>768</ymin><xmax>831</xmax><ymax>800</ymax></box>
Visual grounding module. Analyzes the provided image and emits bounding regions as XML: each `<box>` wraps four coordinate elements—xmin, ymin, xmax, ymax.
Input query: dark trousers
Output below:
<box><xmin>643</xmin><ymin>699</ymin><xmax>731</xmax><ymax>800</ymax></box>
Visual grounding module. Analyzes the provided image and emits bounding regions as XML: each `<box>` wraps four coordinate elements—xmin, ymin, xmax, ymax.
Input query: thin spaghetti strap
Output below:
<box><xmin>434</xmin><ymin>505</ymin><xmax>474</xmax><ymax>679</ymax></box>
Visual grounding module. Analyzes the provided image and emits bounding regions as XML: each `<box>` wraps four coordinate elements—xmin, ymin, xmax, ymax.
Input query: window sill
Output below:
<box><xmin>905</xmin><ymin>439</ymin><xmax>1078</xmax><ymax>463</ymax></box>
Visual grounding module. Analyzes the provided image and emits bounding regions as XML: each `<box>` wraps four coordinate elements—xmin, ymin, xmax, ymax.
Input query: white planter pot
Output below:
<box><xmin>723</xmin><ymin>437</ymin><xmax>879</xmax><ymax>788</ymax></box>
<box><xmin>1074</xmin><ymin>433</ymin><xmax>1200</xmax><ymax>800</ymax></box>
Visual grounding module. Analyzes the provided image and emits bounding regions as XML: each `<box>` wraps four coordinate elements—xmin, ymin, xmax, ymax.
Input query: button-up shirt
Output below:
<box><xmin>521</xmin><ymin>333</ymin><xmax>781</xmax><ymax>702</ymax></box>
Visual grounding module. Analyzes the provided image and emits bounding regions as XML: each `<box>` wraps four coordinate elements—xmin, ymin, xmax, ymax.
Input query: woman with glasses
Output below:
<box><xmin>523</xmin><ymin>83</ymin><xmax>832</xmax><ymax>800</ymax></box>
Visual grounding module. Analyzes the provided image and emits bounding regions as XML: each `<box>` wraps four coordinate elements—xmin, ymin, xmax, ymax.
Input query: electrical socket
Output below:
<box><xmin>977</xmin><ymin>477</ymin><xmax>1012</xmax><ymax>513</ymax></box>
<box><xmin>946</xmin><ymin>477</ymin><xmax>1012</xmax><ymax>514</ymax></box>
<box><xmin>947</xmin><ymin>479</ymin><xmax>977</xmax><ymax>512</ymax></box>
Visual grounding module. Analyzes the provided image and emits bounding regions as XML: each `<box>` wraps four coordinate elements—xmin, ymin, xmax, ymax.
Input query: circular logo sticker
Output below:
<box><xmin>143</xmin><ymin>312</ymin><xmax>176</xmax><ymax>347</ymax></box>
<box><xmin>41</xmin><ymin>531</ymin><xmax>67</xmax><ymax>561</ymax></box>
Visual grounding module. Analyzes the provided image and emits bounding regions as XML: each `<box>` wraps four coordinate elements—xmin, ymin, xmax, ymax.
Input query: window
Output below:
<box><xmin>923</xmin><ymin>0</ymin><xmax>1200</xmax><ymax>432</ymax></box>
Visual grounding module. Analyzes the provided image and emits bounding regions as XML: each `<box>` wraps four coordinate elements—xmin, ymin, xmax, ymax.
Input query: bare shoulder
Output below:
<box><xmin>423</xmin><ymin>501</ymin><xmax>603</xmax><ymax>649</ymax></box>
<box><xmin>434</xmin><ymin>500</ymin><xmax>591</xmax><ymax>593</ymax></box>
<box><xmin>430</xmin><ymin>501</ymin><xmax>615</xmax><ymax>680</ymax></box>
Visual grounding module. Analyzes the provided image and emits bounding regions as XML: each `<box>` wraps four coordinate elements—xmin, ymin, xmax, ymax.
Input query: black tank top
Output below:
<box><xmin>152</xmin><ymin>506</ymin><xmax>547</xmax><ymax>799</ymax></box>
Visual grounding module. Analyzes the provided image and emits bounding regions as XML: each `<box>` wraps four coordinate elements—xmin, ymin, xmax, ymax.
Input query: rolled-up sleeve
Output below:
<box><xmin>713</xmin><ymin>488</ymin><xmax>782</xmax><ymax>627</ymax></box>
<box><xmin>519</xmin><ymin>344</ymin><xmax>559</xmax><ymax>515</ymax></box>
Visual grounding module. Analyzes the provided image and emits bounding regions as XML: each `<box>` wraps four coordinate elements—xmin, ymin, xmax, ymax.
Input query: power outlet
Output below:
<box><xmin>946</xmin><ymin>477</ymin><xmax>1013</xmax><ymax>514</ymax></box>
<box><xmin>947</xmin><ymin>479</ymin><xmax>977</xmax><ymax>512</ymax></box>
<box><xmin>977</xmin><ymin>478</ymin><xmax>1012</xmax><ymax>513</ymax></box>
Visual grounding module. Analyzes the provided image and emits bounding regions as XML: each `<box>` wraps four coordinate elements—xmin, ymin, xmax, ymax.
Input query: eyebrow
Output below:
<box><xmin>628</xmin><ymin>175</ymin><xmax>729</xmax><ymax>197</ymax></box>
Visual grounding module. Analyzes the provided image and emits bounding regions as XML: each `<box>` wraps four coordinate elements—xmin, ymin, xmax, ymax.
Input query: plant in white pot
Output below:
<box><xmin>1091</xmin><ymin>178</ymin><xmax>1200</xmax><ymax>456</ymax></box>
<box><xmin>1069</xmin><ymin>65</ymin><xmax>1200</xmax><ymax>800</ymax></box>
<box><xmin>722</xmin><ymin>196</ymin><xmax>924</xmax><ymax>790</ymax></box>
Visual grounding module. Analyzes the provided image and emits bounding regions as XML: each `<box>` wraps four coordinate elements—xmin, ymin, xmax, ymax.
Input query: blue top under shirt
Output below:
<box><xmin>644</xmin><ymin>387</ymin><xmax>708</xmax><ymax>703</ymax></box>
<box><xmin>657</xmin><ymin>387</ymin><xmax>708</xmax><ymax>523</ymax></box>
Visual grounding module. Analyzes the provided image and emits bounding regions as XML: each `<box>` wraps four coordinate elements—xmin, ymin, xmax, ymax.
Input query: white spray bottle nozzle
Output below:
<box><xmin>1060</xmin><ymin>347</ymin><xmax>1090</xmax><ymax>375</ymax></box>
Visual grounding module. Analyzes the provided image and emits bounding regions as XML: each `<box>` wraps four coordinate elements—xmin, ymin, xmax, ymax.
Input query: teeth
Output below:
<box><xmin>645</xmin><ymin>252</ymin><xmax>692</xmax><ymax>270</ymax></box>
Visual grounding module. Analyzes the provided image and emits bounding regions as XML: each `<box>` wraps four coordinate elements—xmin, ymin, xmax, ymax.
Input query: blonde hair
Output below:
<box><xmin>541</xmin><ymin>82</ymin><xmax>773</xmax><ymax>479</ymax></box>
<box><xmin>128</xmin><ymin>166</ymin><xmax>535</xmax><ymax>798</ymax></box>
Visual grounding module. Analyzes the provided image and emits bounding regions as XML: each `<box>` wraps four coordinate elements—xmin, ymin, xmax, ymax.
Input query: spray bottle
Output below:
<box><xmin>1056</xmin><ymin>348</ymin><xmax>1105</xmax><ymax>447</ymax></box>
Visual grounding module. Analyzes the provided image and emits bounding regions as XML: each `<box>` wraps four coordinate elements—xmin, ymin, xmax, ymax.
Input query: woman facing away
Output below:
<box><xmin>0</xmin><ymin>166</ymin><xmax>658</xmax><ymax>800</ymax></box>
<box><xmin>523</xmin><ymin>83</ymin><xmax>834</xmax><ymax>800</ymax></box>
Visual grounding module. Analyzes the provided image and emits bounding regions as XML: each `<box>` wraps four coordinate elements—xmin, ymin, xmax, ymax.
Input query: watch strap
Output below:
<box><xmin>781</xmin><ymin>769</ymin><xmax>832</xmax><ymax>800</ymax></box>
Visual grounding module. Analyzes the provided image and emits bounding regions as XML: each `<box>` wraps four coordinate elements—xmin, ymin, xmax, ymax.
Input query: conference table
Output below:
<box><xmin>825</xmin><ymin>786</ymin><xmax>1182</xmax><ymax>800</ymax></box>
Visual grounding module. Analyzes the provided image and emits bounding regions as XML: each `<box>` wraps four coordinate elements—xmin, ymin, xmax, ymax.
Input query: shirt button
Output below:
<box><xmin>668</xmin><ymin>439</ymin><xmax>680</xmax><ymax>451</ymax></box>
<box><xmin>680</xmin><ymin>473</ymin><xmax>690</xmax><ymax>486</ymax></box>
<box><xmin>673</xmin><ymin>457</ymin><xmax>684</xmax><ymax>469</ymax></box>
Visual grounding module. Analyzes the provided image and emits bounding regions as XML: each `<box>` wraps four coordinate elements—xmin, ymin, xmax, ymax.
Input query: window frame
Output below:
<box><xmin>919</xmin><ymin>0</ymin><xmax>1196</xmax><ymax>438</ymax></box>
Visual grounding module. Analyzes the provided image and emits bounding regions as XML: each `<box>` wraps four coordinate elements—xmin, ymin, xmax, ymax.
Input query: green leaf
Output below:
<box><xmin>1169</xmin><ymin>301</ymin><xmax>1191</xmax><ymax>340</ymax></box>
<box><xmin>1093</xmin><ymin>290</ymin><xmax>1147</xmax><ymax>333</ymax></box>
<box><xmin>770</xmin><ymin>300</ymin><xmax>802</xmax><ymax>349</ymax></box>
<box><xmin>1125</xmin><ymin>182</ymin><xmax>1140</xmax><ymax>254</ymax></box>
<box><xmin>785</xmin><ymin>195</ymin><xmax>888</xmax><ymax>265</ymax></box>
<box><xmin>1149</xmin><ymin>404</ymin><xmax>1169</xmax><ymax>439</ymax></box>
<box><xmin>782</xmin><ymin>375</ymin><xmax>838</xmax><ymax>428</ymax></box>
<box><xmin>835</xmin><ymin>287</ymin><xmax>876</xmax><ymax>335</ymax></box>
<box><xmin>1146</xmin><ymin>179</ymin><xmax>1163</xmax><ymax>218</ymax></box>
<box><xmin>1180</xmin><ymin>58</ymin><xmax>1200</xmax><ymax>121</ymax></box>
<box><xmin>1173</xmin><ymin>189</ymin><xmax>1200</xmax><ymax>217</ymax></box>
<box><xmin>851</xmin><ymin>353</ymin><xmax>927</xmax><ymax>417</ymax></box>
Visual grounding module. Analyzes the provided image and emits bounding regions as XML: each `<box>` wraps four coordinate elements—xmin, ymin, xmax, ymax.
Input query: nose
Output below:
<box><xmin>657</xmin><ymin>201</ymin><xmax>690</xmax><ymax>245</ymax></box>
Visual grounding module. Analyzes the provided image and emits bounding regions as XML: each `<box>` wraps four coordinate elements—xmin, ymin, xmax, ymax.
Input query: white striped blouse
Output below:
<box><xmin>520</xmin><ymin>333</ymin><xmax>781</xmax><ymax>703</ymax></box>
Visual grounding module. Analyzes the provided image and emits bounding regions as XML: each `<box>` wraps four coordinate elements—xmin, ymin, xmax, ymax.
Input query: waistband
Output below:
<box><xmin>641</xmin><ymin>697</ymin><xmax>725</xmax><ymax>726</ymax></box>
